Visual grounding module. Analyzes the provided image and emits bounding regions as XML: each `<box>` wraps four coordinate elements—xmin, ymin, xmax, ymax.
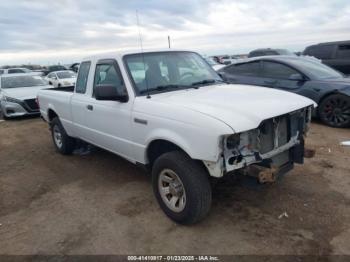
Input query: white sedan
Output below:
<box><xmin>0</xmin><ymin>73</ymin><xmax>51</xmax><ymax>119</ymax></box>
<box><xmin>46</xmin><ymin>70</ymin><xmax>77</xmax><ymax>88</ymax></box>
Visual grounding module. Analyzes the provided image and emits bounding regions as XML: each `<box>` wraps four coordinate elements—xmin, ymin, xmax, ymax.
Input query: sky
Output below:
<box><xmin>0</xmin><ymin>0</ymin><xmax>349</xmax><ymax>65</ymax></box>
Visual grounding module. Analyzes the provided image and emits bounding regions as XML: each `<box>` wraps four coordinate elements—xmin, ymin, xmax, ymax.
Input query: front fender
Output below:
<box><xmin>339</xmin><ymin>86</ymin><xmax>350</xmax><ymax>96</ymax></box>
<box><xmin>144</xmin><ymin>128</ymin><xmax>223</xmax><ymax>163</ymax></box>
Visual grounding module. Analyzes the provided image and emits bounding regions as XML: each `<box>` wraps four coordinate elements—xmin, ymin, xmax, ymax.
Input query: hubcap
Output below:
<box><xmin>158</xmin><ymin>169</ymin><xmax>186</xmax><ymax>213</ymax></box>
<box><xmin>53</xmin><ymin>125</ymin><xmax>63</xmax><ymax>148</ymax></box>
<box><xmin>323</xmin><ymin>98</ymin><xmax>350</xmax><ymax>126</ymax></box>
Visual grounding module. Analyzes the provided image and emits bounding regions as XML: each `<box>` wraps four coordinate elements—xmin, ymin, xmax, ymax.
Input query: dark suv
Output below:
<box><xmin>303</xmin><ymin>41</ymin><xmax>350</xmax><ymax>75</ymax></box>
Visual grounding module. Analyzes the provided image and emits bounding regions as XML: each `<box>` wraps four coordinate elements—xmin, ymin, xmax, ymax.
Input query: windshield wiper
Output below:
<box><xmin>191</xmin><ymin>79</ymin><xmax>224</xmax><ymax>87</ymax></box>
<box><xmin>139</xmin><ymin>84</ymin><xmax>189</xmax><ymax>94</ymax></box>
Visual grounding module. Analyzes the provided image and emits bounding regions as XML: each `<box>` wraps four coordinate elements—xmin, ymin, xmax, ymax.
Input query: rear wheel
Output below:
<box><xmin>51</xmin><ymin>117</ymin><xmax>76</xmax><ymax>154</ymax></box>
<box><xmin>319</xmin><ymin>94</ymin><xmax>350</xmax><ymax>128</ymax></box>
<box><xmin>152</xmin><ymin>151</ymin><xmax>212</xmax><ymax>225</ymax></box>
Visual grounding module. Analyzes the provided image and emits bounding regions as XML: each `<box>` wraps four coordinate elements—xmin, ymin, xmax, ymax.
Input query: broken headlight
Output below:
<box><xmin>226</xmin><ymin>134</ymin><xmax>240</xmax><ymax>149</ymax></box>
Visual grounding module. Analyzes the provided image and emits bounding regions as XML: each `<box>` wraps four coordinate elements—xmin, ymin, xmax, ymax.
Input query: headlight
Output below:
<box><xmin>226</xmin><ymin>134</ymin><xmax>240</xmax><ymax>149</ymax></box>
<box><xmin>2</xmin><ymin>96</ymin><xmax>22</xmax><ymax>104</ymax></box>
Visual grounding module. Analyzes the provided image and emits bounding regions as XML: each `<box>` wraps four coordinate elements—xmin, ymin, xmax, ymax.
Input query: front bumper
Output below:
<box><xmin>1</xmin><ymin>101</ymin><xmax>40</xmax><ymax>118</ymax></box>
<box><xmin>224</xmin><ymin>107</ymin><xmax>312</xmax><ymax>174</ymax></box>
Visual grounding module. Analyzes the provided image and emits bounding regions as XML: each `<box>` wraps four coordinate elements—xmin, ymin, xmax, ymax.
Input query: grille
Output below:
<box><xmin>24</xmin><ymin>99</ymin><xmax>39</xmax><ymax>112</ymax></box>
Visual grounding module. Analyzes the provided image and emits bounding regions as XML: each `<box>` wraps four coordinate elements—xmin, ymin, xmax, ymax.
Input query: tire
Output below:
<box><xmin>152</xmin><ymin>151</ymin><xmax>212</xmax><ymax>225</ymax></box>
<box><xmin>50</xmin><ymin>117</ymin><xmax>76</xmax><ymax>154</ymax></box>
<box><xmin>319</xmin><ymin>94</ymin><xmax>350</xmax><ymax>128</ymax></box>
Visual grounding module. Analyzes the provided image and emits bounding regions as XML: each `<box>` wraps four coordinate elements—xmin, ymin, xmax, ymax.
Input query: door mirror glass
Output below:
<box><xmin>95</xmin><ymin>84</ymin><xmax>128</xmax><ymax>102</ymax></box>
<box><xmin>289</xmin><ymin>73</ymin><xmax>305</xmax><ymax>81</ymax></box>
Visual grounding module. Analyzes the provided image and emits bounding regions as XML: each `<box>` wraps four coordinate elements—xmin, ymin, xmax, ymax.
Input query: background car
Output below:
<box><xmin>248</xmin><ymin>48</ymin><xmax>296</xmax><ymax>58</ymax></box>
<box><xmin>218</xmin><ymin>55</ymin><xmax>350</xmax><ymax>128</ymax></box>
<box><xmin>0</xmin><ymin>73</ymin><xmax>50</xmax><ymax>119</ymax></box>
<box><xmin>212</xmin><ymin>55</ymin><xmax>233</xmax><ymax>65</ymax></box>
<box><xmin>0</xmin><ymin>68</ymin><xmax>32</xmax><ymax>74</ymax></box>
<box><xmin>303</xmin><ymin>40</ymin><xmax>350</xmax><ymax>75</ymax></box>
<box><xmin>45</xmin><ymin>70</ymin><xmax>77</xmax><ymax>88</ymax></box>
<box><xmin>69</xmin><ymin>63</ymin><xmax>80</xmax><ymax>73</ymax></box>
<box><xmin>42</xmin><ymin>65</ymin><xmax>68</xmax><ymax>76</ymax></box>
<box><xmin>203</xmin><ymin>57</ymin><xmax>225</xmax><ymax>71</ymax></box>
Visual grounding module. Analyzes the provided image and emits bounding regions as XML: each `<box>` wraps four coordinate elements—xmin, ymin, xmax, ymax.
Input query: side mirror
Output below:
<box><xmin>95</xmin><ymin>84</ymin><xmax>128</xmax><ymax>102</ymax></box>
<box><xmin>289</xmin><ymin>73</ymin><xmax>305</xmax><ymax>81</ymax></box>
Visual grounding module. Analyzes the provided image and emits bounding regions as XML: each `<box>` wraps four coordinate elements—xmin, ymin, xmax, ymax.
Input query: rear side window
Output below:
<box><xmin>337</xmin><ymin>44</ymin><xmax>350</xmax><ymax>59</ymax></box>
<box><xmin>93</xmin><ymin>62</ymin><xmax>126</xmax><ymax>97</ymax></box>
<box><xmin>75</xmin><ymin>61</ymin><xmax>91</xmax><ymax>94</ymax></box>
<box><xmin>224</xmin><ymin>61</ymin><xmax>261</xmax><ymax>76</ymax></box>
<box><xmin>305</xmin><ymin>45</ymin><xmax>334</xmax><ymax>59</ymax></box>
<box><xmin>262</xmin><ymin>61</ymin><xmax>299</xmax><ymax>79</ymax></box>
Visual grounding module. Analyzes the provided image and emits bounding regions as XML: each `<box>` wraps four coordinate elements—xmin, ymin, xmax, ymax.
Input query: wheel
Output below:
<box><xmin>50</xmin><ymin>117</ymin><xmax>76</xmax><ymax>154</ymax></box>
<box><xmin>152</xmin><ymin>151</ymin><xmax>212</xmax><ymax>225</ymax></box>
<box><xmin>319</xmin><ymin>94</ymin><xmax>350</xmax><ymax>128</ymax></box>
<box><xmin>57</xmin><ymin>83</ymin><xmax>61</xmax><ymax>88</ymax></box>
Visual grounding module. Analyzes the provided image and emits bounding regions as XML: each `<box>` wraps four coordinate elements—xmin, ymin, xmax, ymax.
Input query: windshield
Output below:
<box><xmin>124</xmin><ymin>51</ymin><xmax>223</xmax><ymax>95</ymax></box>
<box><xmin>291</xmin><ymin>58</ymin><xmax>343</xmax><ymax>79</ymax></box>
<box><xmin>57</xmin><ymin>71</ymin><xmax>76</xmax><ymax>79</ymax></box>
<box><xmin>1</xmin><ymin>75</ymin><xmax>46</xmax><ymax>88</ymax></box>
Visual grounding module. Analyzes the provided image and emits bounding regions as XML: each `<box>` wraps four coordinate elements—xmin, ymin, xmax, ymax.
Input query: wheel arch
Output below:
<box><xmin>47</xmin><ymin>108</ymin><xmax>58</xmax><ymax>122</ymax></box>
<box><xmin>146</xmin><ymin>139</ymin><xmax>191</xmax><ymax>168</ymax></box>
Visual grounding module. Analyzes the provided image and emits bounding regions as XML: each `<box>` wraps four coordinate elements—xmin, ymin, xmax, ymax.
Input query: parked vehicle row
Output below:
<box><xmin>218</xmin><ymin>55</ymin><xmax>350</xmax><ymax>128</ymax></box>
<box><xmin>37</xmin><ymin>49</ymin><xmax>315</xmax><ymax>224</ymax></box>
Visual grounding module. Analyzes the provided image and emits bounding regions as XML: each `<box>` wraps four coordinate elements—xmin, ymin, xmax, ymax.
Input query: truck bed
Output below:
<box><xmin>45</xmin><ymin>86</ymin><xmax>74</xmax><ymax>92</ymax></box>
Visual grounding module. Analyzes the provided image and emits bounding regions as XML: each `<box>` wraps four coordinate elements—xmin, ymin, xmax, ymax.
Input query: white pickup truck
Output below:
<box><xmin>37</xmin><ymin>49</ymin><xmax>315</xmax><ymax>224</ymax></box>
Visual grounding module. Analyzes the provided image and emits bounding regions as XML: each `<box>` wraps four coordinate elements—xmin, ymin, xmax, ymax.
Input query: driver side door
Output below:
<box><xmin>83</xmin><ymin>59</ymin><xmax>134</xmax><ymax>160</ymax></box>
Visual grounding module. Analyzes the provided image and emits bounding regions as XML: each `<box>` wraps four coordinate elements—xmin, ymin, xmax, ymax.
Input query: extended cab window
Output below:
<box><xmin>224</xmin><ymin>61</ymin><xmax>261</xmax><ymax>76</ymax></box>
<box><xmin>75</xmin><ymin>61</ymin><xmax>91</xmax><ymax>94</ymax></box>
<box><xmin>262</xmin><ymin>61</ymin><xmax>298</xmax><ymax>79</ymax></box>
<box><xmin>93</xmin><ymin>62</ymin><xmax>126</xmax><ymax>96</ymax></box>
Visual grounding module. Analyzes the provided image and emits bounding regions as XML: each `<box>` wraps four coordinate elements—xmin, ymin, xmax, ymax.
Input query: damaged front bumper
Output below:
<box><xmin>204</xmin><ymin>106</ymin><xmax>313</xmax><ymax>179</ymax></box>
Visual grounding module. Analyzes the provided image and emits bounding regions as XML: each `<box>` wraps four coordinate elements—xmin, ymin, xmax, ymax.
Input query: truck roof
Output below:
<box><xmin>82</xmin><ymin>49</ymin><xmax>193</xmax><ymax>61</ymax></box>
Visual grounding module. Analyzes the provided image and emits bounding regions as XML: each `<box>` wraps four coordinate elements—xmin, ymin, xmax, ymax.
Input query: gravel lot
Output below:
<box><xmin>0</xmin><ymin>117</ymin><xmax>349</xmax><ymax>255</ymax></box>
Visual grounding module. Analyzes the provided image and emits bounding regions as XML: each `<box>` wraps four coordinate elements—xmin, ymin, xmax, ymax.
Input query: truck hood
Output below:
<box><xmin>152</xmin><ymin>84</ymin><xmax>316</xmax><ymax>133</ymax></box>
<box><xmin>2</xmin><ymin>85</ymin><xmax>51</xmax><ymax>100</ymax></box>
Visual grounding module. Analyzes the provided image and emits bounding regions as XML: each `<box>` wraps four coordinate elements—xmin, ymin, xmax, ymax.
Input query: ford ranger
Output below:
<box><xmin>37</xmin><ymin>50</ymin><xmax>316</xmax><ymax>224</ymax></box>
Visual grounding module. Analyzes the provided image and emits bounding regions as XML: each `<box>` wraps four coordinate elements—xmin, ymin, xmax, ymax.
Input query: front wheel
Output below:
<box><xmin>50</xmin><ymin>117</ymin><xmax>76</xmax><ymax>154</ymax></box>
<box><xmin>152</xmin><ymin>151</ymin><xmax>212</xmax><ymax>225</ymax></box>
<box><xmin>319</xmin><ymin>94</ymin><xmax>350</xmax><ymax>128</ymax></box>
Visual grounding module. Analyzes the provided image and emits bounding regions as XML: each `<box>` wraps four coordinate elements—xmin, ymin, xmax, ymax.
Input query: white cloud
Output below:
<box><xmin>0</xmin><ymin>0</ymin><xmax>349</xmax><ymax>65</ymax></box>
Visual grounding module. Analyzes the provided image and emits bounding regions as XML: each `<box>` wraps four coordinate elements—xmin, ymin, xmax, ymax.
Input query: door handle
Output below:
<box><xmin>86</xmin><ymin>105</ymin><xmax>93</xmax><ymax>111</ymax></box>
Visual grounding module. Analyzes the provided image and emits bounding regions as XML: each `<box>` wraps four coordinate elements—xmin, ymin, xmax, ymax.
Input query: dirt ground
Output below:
<box><xmin>0</xmin><ymin>117</ymin><xmax>349</xmax><ymax>255</ymax></box>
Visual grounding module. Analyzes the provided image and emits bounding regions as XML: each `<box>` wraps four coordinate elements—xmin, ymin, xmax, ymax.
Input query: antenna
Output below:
<box><xmin>136</xmin><ymin>10</ymin><xmax>151</xmax><ymax>99</ymax></box>
<box><xmin>168</xmin><ymin>36</ymin><xmax>171</xmax><ymax>49</ymax></box>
